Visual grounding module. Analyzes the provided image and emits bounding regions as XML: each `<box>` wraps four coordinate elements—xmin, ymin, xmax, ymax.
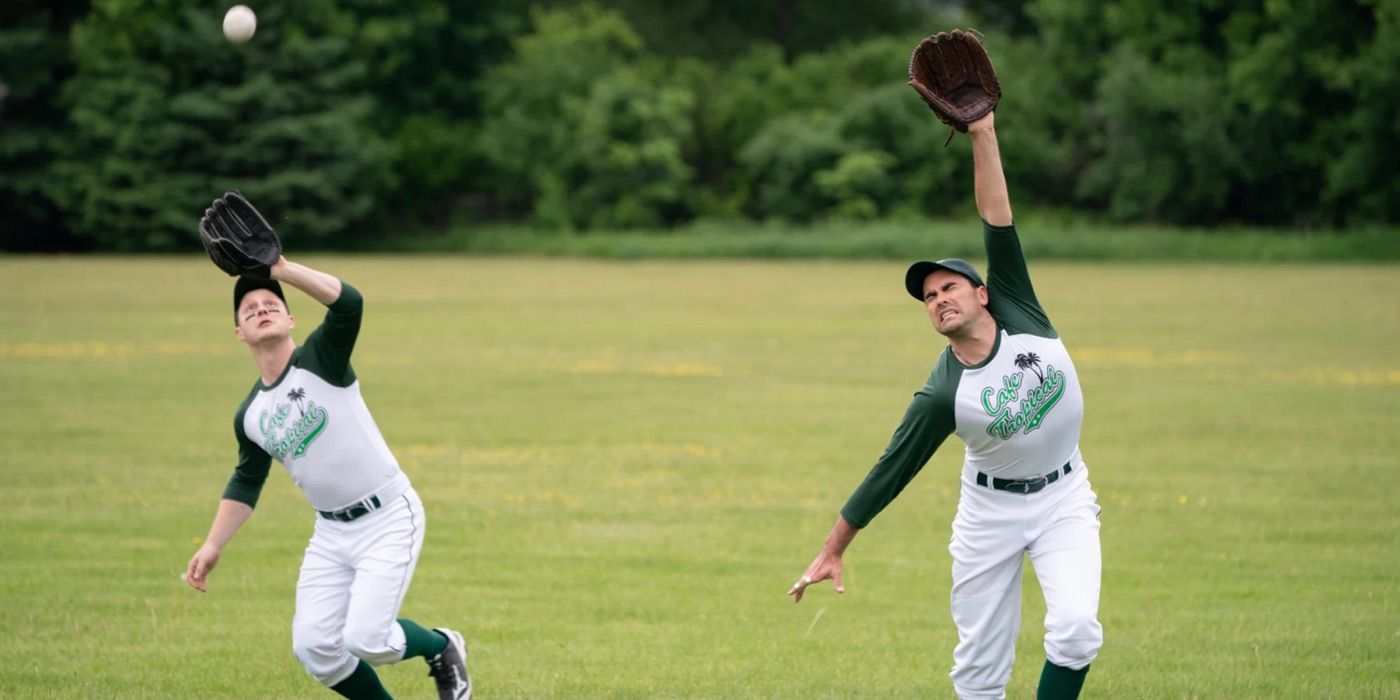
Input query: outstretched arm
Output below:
<box><xmin>272</xmin><ymin>256</ymin><xmax>363</xmax><ymax>383</ymax></box>
<box><xmin>969</xmin><ymin>113</ymin><xmax>1012</xmax><ymax>227</ymax></box>
<box><xmin>185</xmin><ymin>499</ymin><xmax>254</xmax><ymax>592</ymax></box>
<box><xmin>788</xmin><ymin>515</ymin><xmax>860</xmax><ymax>602</ymax></box>
<box><xmin>270</xmin><ymin>258</ymin><xmax>342</xmax><ymax>307</ymax></box>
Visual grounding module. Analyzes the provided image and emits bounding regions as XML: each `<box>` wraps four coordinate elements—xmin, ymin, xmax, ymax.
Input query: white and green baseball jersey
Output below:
<box><xmin>222</xmin><ymin>283</ymin><xmax>407</xmax><ymax>513</ymax></box>
<box><xmin>842</xmin><ymin>222</ymin><xmax>1084</xmax><ymax>528</ymax></box>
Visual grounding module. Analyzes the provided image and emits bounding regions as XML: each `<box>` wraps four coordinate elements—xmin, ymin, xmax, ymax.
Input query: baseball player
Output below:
<box><xmin>185</xmin><ymin>193</ymin><xmax>471</xmax><ymax>700</ymax></box>
<box><xmin>788</xmin><ymin>33</ymin><xmax>1103</xmax><ymax>700</ymax></box>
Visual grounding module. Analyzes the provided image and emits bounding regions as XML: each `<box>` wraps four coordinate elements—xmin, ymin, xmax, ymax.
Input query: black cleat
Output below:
<box><xmin>426</xmin><ymin>627</ymin><xmax>471</xmax><ymax>700</ymax></box>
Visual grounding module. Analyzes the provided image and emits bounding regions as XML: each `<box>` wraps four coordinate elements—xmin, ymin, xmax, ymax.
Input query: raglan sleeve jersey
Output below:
<box><xmin>840</xmin><ymin>352</ymin><xmax>961</xmax><ymax>528</ymax></box>
<box><xmin>841</xmin><ymin>221</ymin><xmax>1086</xmax><ymax>528</ymax></box>
<box><xmin>221</xmin><ymin>283</ymin><xmax>409</xmax><ymax>512</ymax></box>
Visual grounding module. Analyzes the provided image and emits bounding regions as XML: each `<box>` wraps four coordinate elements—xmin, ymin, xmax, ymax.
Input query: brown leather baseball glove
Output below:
<box><xmin>907</xmin><ymin>30</ymin><xmax>1001</xmax><ymax>141</ymax></box>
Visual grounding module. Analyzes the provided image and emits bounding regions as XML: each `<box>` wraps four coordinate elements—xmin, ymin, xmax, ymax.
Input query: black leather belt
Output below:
<box><xmin>318</xmin><ymin>495</ymin><xmax>382</xmax><ymax>522</ymax></box>
<box><xmin>976</xmin><ymin>463</ymin><xmax>1072</xmax><ymax>494</ymax></box>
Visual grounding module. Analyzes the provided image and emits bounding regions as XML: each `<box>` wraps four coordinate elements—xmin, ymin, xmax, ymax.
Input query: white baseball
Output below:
<box><xmin>223</xmin><ymin>5</ymin><xmax>256</xmax><ymax>44</ymax></box>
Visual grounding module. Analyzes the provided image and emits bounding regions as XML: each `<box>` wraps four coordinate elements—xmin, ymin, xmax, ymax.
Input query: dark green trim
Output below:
<box><xmin>254</xmin><ymin>347</ymin><xmax>299</xmax><ymax>393</ymax></box>
<box><xmin>948</xmin><ymin>323</ymin><xmax>1004</xmax><ymax>371</ymax></box>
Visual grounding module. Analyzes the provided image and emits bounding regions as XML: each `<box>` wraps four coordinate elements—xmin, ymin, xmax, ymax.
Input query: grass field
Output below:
<box><xmin>1</xmin><ymin>256</ymin><xmax>1397</xmax><ymax>699</ymax></box>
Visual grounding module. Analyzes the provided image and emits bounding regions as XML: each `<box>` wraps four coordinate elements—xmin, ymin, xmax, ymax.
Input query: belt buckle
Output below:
<box><xmin>1022</xmin><ymin>475</ymin><xmax>1049</xmax><ymax>493</ymax></box>
<box><xmin>327</xmin><ymin>495</ymin><xmax>381</xmax><ymax>522</ymax></box>
<box><xmin>332</xmin><ymin>504</ymin><xmax>362</xmax><ymax>521</ymax></box>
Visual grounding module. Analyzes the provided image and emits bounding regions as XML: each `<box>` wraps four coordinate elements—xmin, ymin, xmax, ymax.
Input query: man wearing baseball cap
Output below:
<box><xmin>791</xmin><ymin>110</ymin><xmax>1105</xmax><ymax>700</ymax></box>
<box><xmin>186</xmin><ymin>193</ymin><xmax>472</xmax><ymax>700</ymax></box>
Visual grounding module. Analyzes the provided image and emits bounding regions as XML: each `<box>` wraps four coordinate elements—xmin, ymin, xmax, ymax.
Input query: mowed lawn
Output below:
<box><xmin>0</xmin><ymin>255</ymin><xmax>1396</xmax><ymax>699</ymax></box>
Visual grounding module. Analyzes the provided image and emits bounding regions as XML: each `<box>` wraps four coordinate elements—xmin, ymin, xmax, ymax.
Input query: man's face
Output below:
<box><xmin>922</xmin><ymin>269</ymin><xmax>989</xmax><ymax>336</ymax></box>
<box><xmin>234</xmin><ymin>289</ymin><xmax>293</xmax><ymax>345</ymax></box>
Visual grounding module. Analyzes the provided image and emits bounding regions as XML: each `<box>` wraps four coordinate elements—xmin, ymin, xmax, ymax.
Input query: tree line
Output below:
<box><xmin>1</xmin><ymin>0</ymin><xmax>1395</xmax><ymax>251</ymax></box>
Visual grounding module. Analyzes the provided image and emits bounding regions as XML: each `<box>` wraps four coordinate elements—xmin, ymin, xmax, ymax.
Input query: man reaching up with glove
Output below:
<box><xmin>789</xmin><ymin>31</ymin><xmax>1104</xmax><ymax>700</ymax></box>
<box><xmin>185</xmin><ymin>193</ymin><xmax>472</xmax><ymax>700</ymax></box>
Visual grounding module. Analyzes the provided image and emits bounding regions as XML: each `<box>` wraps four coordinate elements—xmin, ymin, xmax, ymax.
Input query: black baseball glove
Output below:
<box><xmin>198</xmin><ymin>192</ymin><xmax>282</xmax><ymax>278</ymax></box>
<box><xmin>907</xmin><ymin>30</ymin><xmax>1001</xmax><ymax>138</ymax></box>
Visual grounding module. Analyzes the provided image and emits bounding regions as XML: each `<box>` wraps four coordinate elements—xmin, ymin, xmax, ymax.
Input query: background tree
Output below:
<box><xmin>3</xmin><ymin>0</ymin><xmax>1397</xmax><ymax>250</ymax></box>
<box><xmin>477</xmin><ymin>5</ymin><xmax>697</xmax><ymax>229</ymax></box>
<box><xmin>545</xmin><ymin>0</ymin><xmax>929</xmax><ymax>61</ymax></box>
<box><xmin>0</xmin><ymin>1</ymin><xmax>89</xmax><ymax>251</ymax></box>
<box><xmin>343</xmin><ymin>0</ymin><xmax>526</xmax><ymax>229</ymax></box>
<box><xmin>51</xmin><ymin>0</ymin><xmax>391</xmax><ymax>250</ymax></box>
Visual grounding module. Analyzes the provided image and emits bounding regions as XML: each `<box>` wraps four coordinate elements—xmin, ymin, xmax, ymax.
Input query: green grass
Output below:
<box><xmin>366</xmin><ymin>217</ymin><xmax>1400</xmax><ymax>262</ymax></box>
<box><xmin>1</xmin><ymin>255</ymin><xmax>1397</xmax><ymax>698</ymax></box>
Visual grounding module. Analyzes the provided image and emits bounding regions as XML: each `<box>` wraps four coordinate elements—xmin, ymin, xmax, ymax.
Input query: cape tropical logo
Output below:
<box><xmin>981</xmin><ymin>353</ymin><xmax>1065</xmax><ymax>440</ymax></box>
<box><xmin>259</xmin><ymin>387</ymin><xmax>328</xmax><ymax>460</ymax></box>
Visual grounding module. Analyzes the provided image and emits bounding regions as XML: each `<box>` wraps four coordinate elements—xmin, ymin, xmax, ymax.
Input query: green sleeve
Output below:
<box><xmin>840</xmin><ymin>353</ymin><xmax>960</xmax><ymax>529</ymax></box>
<box><xmin>298</xmin><ymin>282</ymin><xmax>362</xmax><ymax>387</ymax></box>
<box><xmin>222</xmin><ymin>395</ymin><xmax>272</xmax><ymax>507</ymax></box>
<box><xmin>983</xmin><ymin>221</ymin><xmax>1056</xmax><ymax>338</ymax></box>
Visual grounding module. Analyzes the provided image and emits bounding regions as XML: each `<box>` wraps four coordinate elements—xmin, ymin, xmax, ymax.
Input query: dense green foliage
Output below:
<box><xmin>52</xmin><ymin>2</ymin><xmax>394</xmax><ymax>250</ymax></box>
<box><xmin>0</xmin><ymin>1</ymin><xmax>87</xmax><ymax>250</ymax></box>
<box><xmin>2</xmin><ymin>0</ymin><xmax>1398</xmax><ymax>250</ymax></box>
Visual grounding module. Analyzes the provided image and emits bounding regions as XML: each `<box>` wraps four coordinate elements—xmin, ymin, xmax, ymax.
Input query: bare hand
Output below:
<box><xmin>185</xmin><ymin>544</ymin><xmax>221</xmax><ymax>592</ymax></box>
<box><xmin>788</xmin><ymin>550</ymin><xmax>845</xmax><ymax>603</ymax></box>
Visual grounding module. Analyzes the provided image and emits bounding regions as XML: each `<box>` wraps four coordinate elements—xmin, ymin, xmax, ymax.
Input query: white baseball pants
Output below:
<box><xmin>947</xmin><ymin>464</ymin><xmax>1102</xmax><ymax>700</ymax></box>
<box><xmin>291</xmin><ymin>488</ymin><xmax>426</xmax><ymax>687</ymax></box>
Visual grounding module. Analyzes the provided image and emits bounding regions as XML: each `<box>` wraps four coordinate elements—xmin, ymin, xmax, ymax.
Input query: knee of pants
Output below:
<box><xmin>1045</xmin><ymin>611</ymin><xmax>1103</xmax><ymax>668</ymax></box>
<box><xmin>343</xmin><ymin>621</ymin><xmax>402</xmax><ymax>667</ymax></box>
<box><xmin>291</xmin><ymin>621</ymin><xmax>353</xmax><ymax>685</ymax></box>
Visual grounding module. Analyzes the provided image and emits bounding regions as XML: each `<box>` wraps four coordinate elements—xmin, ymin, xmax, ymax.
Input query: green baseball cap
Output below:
<box><xmin>233</xmin><ymin>277</ymin><xmax>288</xmax><ymax>324</ymax></box>
<box><xmin>904</xmin><ymin>259</ymin><xmax>985</xmax><ymax>301</ymax></box>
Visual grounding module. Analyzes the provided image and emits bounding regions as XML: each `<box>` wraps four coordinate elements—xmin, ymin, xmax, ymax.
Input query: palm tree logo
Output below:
<box><xmin>287</xmin><ymin>387</ymin><xmax>308</xmax><ymax>417</ymax></box>
<box><xmin>1014</xmin><ymin>352</ymin><xmax>1044</xmax><ymax>383</ymax></box>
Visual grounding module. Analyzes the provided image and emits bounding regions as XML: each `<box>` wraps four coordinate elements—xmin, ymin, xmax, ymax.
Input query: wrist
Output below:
<box><xmin>822</xmin><ymin>535</ymin><xmax>853</xmax><ymax>557</ymax></box>
<box><xmin>968</xmin><ymin>112</ymin><xmax>996</xmax><ymax>135</ymax></box>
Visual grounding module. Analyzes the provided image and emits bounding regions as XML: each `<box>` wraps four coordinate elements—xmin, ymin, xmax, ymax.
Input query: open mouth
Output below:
<box><xmin>939</xmin><ymin>308</ymin><xmax>958</xmax><ymax>323</ymax></box>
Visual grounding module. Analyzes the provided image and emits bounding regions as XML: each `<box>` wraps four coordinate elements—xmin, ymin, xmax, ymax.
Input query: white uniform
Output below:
<box><xmin>842</xmin><ymin>222</ymin><xmax>1103</xmax><ymax>699</ymax></box>
<box><xmin>224</xmin><ymin>284</ymin><xmax>425</xmax><ymax>687</ymax></box>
